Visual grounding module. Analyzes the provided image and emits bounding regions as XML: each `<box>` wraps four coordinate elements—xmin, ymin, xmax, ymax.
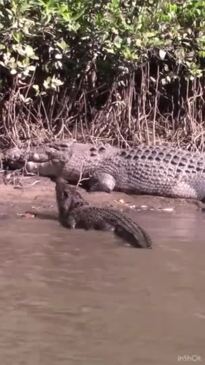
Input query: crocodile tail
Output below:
<box><xmin>114</xmin><ymin>223</ymin><xmax>152</xmax><ymax>249</ymax></box>
<box><xmin>132</xmin><ymin>226</ymin><xmax>152</xmax><ymax>249</ymax></box>
<box><xmin>100</xmin><ymin>207</ymin><xmax>152</xmax><ymax>249</ymax></box>
<box><xmin>104</xmin><ymin>208</ymin><xmax>152</xmax><ymax>249</ymax></box>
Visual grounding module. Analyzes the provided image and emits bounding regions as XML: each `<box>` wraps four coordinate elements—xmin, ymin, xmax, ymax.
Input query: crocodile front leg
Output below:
<box><xmin>61</xmin><ymin>215</ymin><xmax>77</xmax><ymax>229</ymax></box>
<box><xmin>89</xmin><ymin>172</ymin><xmax>116</xmax><ymax>193</ymax></box>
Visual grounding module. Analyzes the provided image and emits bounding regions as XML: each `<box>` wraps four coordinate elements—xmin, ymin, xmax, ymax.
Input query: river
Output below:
<box><xmin>0</xmin><ymin>206</ymin><xmax>204</xmax><ymax>365</ymax></box>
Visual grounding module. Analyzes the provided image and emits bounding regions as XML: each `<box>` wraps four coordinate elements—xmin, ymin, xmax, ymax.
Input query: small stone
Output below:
<box><xmin>162</xmin><ymin>207</ymin><xmax>174</xmax><ymax>212</ymax></box>
<box><xmin>17</xmin><ymin>212</ymin><xmax>36</xmax><ymax>218</ymax></box>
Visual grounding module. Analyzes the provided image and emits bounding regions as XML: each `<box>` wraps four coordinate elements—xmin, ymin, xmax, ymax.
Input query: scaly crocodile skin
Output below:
<box><xmin>55</xmin><ymin>178</ymin><xmax>152</xmax><ymax>249</ymax></box>
<box><xmin>5</xmin><ymin>140</ymin><xmax>205</xmax><ymax>200</ymax></box>
<box><xmin>51</xmin><ymin>142</ymin><xmax>205</xmax><ymax>200</ymax></box>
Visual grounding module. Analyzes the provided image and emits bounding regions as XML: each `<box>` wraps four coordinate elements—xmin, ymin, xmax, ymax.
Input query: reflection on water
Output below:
<box><xmin>0</xmin><ymin>211</ymin><xmax>205</xmax><ymax>365</ymax></box>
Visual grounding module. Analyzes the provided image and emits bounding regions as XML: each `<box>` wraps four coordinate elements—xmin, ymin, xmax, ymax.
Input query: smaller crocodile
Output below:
<box><xmin>55</xmin><ymin>178</ymin><xmax>152</xmax><ymax>249</ymax></box>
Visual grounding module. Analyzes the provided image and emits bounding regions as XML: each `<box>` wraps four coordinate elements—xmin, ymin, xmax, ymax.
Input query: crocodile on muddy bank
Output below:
<box><xmin>4</xmin><ymin>140</ymin><xmax>205</xmax><ymax>201</ymax></box>
<box><xmin>55</xmin><ymin>178</ymin><xmax>152</xmax><ymax>249</ymax></box>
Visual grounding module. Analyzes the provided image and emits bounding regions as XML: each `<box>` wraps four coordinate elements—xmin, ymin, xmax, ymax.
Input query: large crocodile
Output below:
<box><xmin>4</xmin><ymin>140</ymin><xmax>205</xmax><ymax>200</ymax></box>
<box><xmin>55</xmin><ymin>178</ymin><xmax>152</xmax><ymax>248</ymax></box>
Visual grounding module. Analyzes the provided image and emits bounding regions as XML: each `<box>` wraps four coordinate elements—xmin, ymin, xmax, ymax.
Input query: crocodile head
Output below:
<box><xmin>55</xmin><ymin>178</ymin><xmax>87</xmax><ymax>219</ymax></box>
<box><xmin>55</xmin><ymin>178</ymin><xmax>73</xmax><ymax>216</ymax></box>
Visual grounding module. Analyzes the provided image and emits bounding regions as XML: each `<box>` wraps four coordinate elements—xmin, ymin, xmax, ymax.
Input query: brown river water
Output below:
<box><xmin>0</xmin><ymin>179</ymin><xmax>205</xmax><ymax>365</ymax></box>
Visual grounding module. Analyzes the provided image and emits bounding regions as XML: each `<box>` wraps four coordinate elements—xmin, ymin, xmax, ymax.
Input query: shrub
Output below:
<box><xmin>0</xmin><ymin>0</ymin><xmax>205</xmax><ymax>148</ymax></box>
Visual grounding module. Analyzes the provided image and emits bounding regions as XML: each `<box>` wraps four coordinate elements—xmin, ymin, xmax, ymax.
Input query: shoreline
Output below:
<box><xmin>0</xmin><ymin>176</ymin><xmax>202</xmax><ymax>222</ymax></box>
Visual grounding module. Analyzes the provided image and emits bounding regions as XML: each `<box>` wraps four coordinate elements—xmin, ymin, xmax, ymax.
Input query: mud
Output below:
<box><xmin>0</xmin><ymin>175</ymin><xmax>203</xmax><ymax>219</ymax></box>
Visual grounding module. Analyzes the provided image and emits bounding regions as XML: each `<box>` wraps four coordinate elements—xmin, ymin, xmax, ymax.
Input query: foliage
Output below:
<box><xmin>0</xmin><ymin>0</ymin><xmax>204</xmax><ymax>148</ymax></box>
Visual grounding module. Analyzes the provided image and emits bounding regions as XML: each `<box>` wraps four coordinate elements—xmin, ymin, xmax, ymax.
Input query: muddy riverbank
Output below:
<box><xmin>0</xmin><ymin>175</ymin><xmax>203</xmax><ymax>220</ymax></box>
